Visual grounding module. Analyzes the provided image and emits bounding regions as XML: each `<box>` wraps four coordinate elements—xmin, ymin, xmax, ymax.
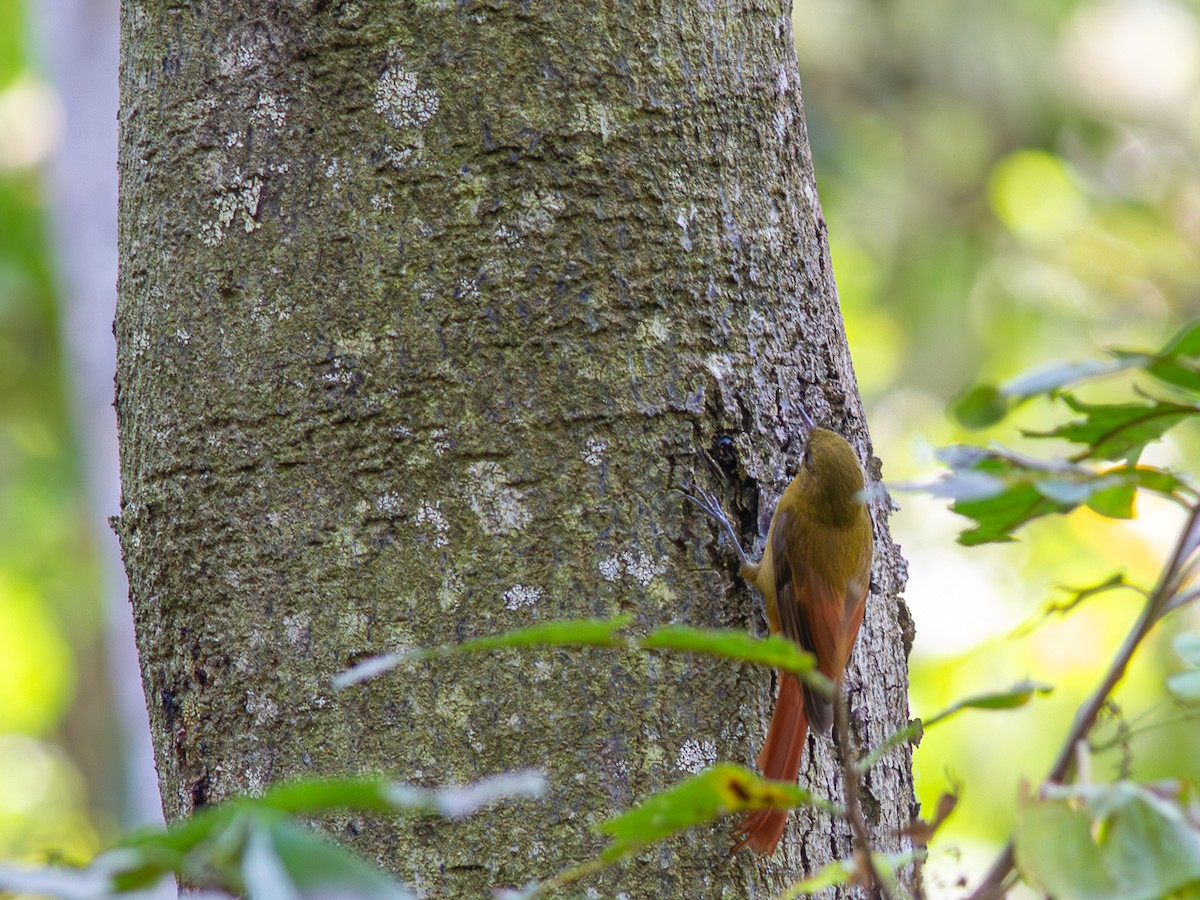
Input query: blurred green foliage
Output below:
<box><xmin>0</xmin><ymin>0</ymin><xmax>102</xmax><ymax>866</ymax></box>
<box><xmin>0</xmin><ymin>772</ymin><xmax>547</xmax><ymax>899</ymax></box>
<box><xmin>800</xmin><ymin>0</ymin><xmax>1200</xmax><ymax>405</ymax></box>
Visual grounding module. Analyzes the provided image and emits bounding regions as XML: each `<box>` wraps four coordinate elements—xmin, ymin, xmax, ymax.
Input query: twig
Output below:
<box><xmin>968</xmin><ymin>500</ymin><xmax>1200</xmax><ymax>899</ymax></box>
<box><xmin>834</xmin><ymin>683</ymin><xmax>895</xmax><ymax>900</ymax></box>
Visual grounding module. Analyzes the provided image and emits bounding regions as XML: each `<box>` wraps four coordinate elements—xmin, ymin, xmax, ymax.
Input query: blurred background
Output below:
<box><xmin>1</xmin><ymin>0</ymin><xmax>1198</xmax><ymax>894</ymax></box>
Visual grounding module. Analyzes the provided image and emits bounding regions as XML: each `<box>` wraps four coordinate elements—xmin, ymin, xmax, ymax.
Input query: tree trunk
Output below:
<box><xmin>115</xmin><ymin>1</ymin><xmax>915</xmax><ymax>897</ymax></box>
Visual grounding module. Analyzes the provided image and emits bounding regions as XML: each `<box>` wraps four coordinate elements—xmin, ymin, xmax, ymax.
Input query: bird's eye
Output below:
<box><xmin>803</xmin><ymin>447</ymin><xmax>813</xmax><ymax>468</ymax></box>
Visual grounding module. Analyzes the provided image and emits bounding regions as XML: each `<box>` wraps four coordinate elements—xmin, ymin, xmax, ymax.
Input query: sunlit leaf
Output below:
<box><xmin>1125</xmin><ymin>466</ymin><xmax>1189</xmax><ymax>496</ymax></box>
<box><xmin>1167</xmin><ymin>633</ymin><xmax>1200</xmax><ymax>703</ymax></box>
<box><xmin>413</xmin><ymin>771</ymin><xmax>547</xmax><ymax>819</ymax></box>
<box><xmin>779</xmin><ymin>857</ymin><xmax>857</xmax><ymax>895</ymax></box>
<box><xmin>778</xmin><ymin>851</ymin><xmax>920</xmax><ymax>899</ymax></box>
<box><xmin>459</xmin><ymin>617</ymin><xmax>632</xmax><ymax>651</ymax></box>
<box><xmin>253</xmin><ymin>771</ymin><xmax>547</xmax><ymax>820</ymax></box>
<box><xmin>1174</xmin><ymin>633</ymin><xmax>1200</xmax><ymax>668</ymax></box>
<box><xmin>855</xmin><ymin>683</ymin><xmax>1052</xmax><ymax>769</ymax></box>
<box><xmin>915</xmin><ymin>470</ymin><xmax>1008</xmax><ymax>501</ymax></box>
<box><xmin>955</xmin><ymin>682</ymin><xmax>1054</xmax><ymax>710</ymax></box>
<box><xmin>935</xmin><ymin>444</ymin><xmax>994</xmax><ymax>469</ymax></box>
<box><xmin>1086</xmin><ymin>484</ymin><xmax>1136</xmax><ymax>519</ymax></box>
<box><xmin>946</xmin><ymin>320</ymin><xmax>1200</xmax><ymax>433</ymax></box>
<box><xmin>1146</xmin><ymin>358</ymin><xmax>1200</xmax><ymax>394</ymax></box>
<box><xmin>857</xmin><ymin>681</ymin><xmax>1049</xmax><ymax>768</ymax></box>
<box><xmin>639</xmin><ymin>625</ymin><xmax>817</xmax><ymax>680</ymax></box>
<box><xmin>1144</xmin><ymin>323</ymin><xmax>1200</xmax><ymax>393</ymax></box>
<box><xmin>262</xmin><ymin>777</ymin><xmax>399</xmax><ymax>815</ymax></box>
<box><xmin>595</xmin><ymin>764</ymin><xmax>830</xmax><ymax>861</ymax></box>
<box><xmin>111</xmin><ymin>770</ymin><xmax>545</xmax><ymax>896</ymax></box>
<box><xmin>1015</xmin><ymin>781</ymin><xmax>1200</xmax><ymax>900</ymax></box>
<box><xmin>1027</xmin><ymin>395</ymin><xmax>1197</xmax><ymax>462</ymax></box>
<box><xmin>242</xmin><ymin>818</ymin><xmax>299</xmax><ymax>900</ymax></box>
<box><xmin>916</xmin><ymin>444</ymin><xmax>1192</xmax><ymax>544</ymax></box>
<box><xmin>1161</xmin><ymin>320</ymin><xmax>1200</xmax><ymax>359</ymax></box>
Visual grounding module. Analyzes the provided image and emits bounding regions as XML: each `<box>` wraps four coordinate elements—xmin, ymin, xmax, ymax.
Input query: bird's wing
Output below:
<box><xmin>770</xmin><ymin>508</ymin><xmax>871</xmax><ymax>733</ymax></box>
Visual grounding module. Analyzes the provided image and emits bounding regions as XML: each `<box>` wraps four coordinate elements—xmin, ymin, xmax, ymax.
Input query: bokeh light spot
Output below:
<box><xmin>989</xmin><ymin>150</ymin><xmax>1088</xmax><ymax>243</ymax></box>
<box><xmin>0</xmin><ymin>576</ymin><xmax>74</xmax><ymax>734</ymax></box>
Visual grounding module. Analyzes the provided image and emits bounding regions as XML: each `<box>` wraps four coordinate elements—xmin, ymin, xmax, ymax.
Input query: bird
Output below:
<box><xmin>684</xmin><ymin>413</ymin><xmax>873</xmax><ymax>855</ymax></box>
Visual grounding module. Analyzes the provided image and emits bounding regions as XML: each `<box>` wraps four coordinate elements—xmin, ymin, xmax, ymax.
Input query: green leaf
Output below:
<box><xmin>639</xmin><ymin>626</ymin><xmax>817</xmax><ymax>679</ymax></box>
<box><xmin>953</xmin><ymin>482</ymin><xmax>1063</xmax><ymax>545</ymax></box>
<box><xmin>334</xmin><ymin>616</ymin><xmax>632</xmax><ymax>688</ymax></box>
<box><xmin>859</xmin><ymin>683</ymin><xmax>1051</xmax><ymax>772</ymax></box>
<box><xmin>1001</xmin><ymin>357</ymin><xmax>1141</xmax><ymax>399</ymax></box>
<box><xmin>1027</xmin><ymin>395</ymin><xmax>1197</xmax><ymax>462</ymax></box>
<box><xmin>242</xmin><ymin>817</ymin><xmax>299</xmax><ymax>900</ymax></box>
<box><xmin>779</xmin><ymin>857</ymin><xmax>857</xmax><ymax>895</ymax></box>
<box><xmin>262</xmin><ymin>777</ymin><xmax>399</xmax><ymax>815</ymax></box>
<box><xmin>457</xmin><ymin>616</ymin><xmax>632</xmax><ymax>652</ymax></box>
<box><xmin>1166</xmin><ymin>671</ymin><xmax>1200</xmax><ymax>703</ymax></box>
<box><xmin>917</xmin><ymin>470</ymin><xmax>1008</xmax><ymax>501</ymax></box>
<box><xmin>595</xmin><ymin>764</ymin><xmax>829</xmax><ymax>861</ymax></box>
<box><xmin>947</xmin><ymin>322</ymin><xmax>1200</xmax><ymax>435</ymax></box>
<box><xmin>1175</xmin><ymin>633</ymin><xmax>1200</xmax><ymax>668</ymax></box>
<box><xmin>954</xmin><ymin>681</ymin><xmax>1055</xmax><ymax>710</ymax></box>
<box><xmin>951</xmin><ymin>384</ymin><xmax>1009</xmax><ymax>429</ymax></box>
<box><xmin>1086</xmin><ymin>484</ymin><xmax>1136</xmax><ymax>519</ymax></box>
<box><xmin>1015</xmin><ymin>780</ymin><xmax>1200</xmax><ymax>900</ymax></box>
<box><xmin>255</xmin><ymin>771</ymin><xmax>547</xmax><ymax>820</ymax></box>
<box><xmin>916</xmin><ymin>444</ymin><xmax>1191</xmax><ymax>543</ymax></box>
<box><xmin>1146</xmin><ymin>358</ymin><xmax>1200</xmax><ymax>394</ymax></box>
<box><xmin>336</xmin><ymin>618</ymin><xmax>833</xmax><ymax>693</ymax></box>
<box><xmin>112</xmin><ymin>771</ymin><xmax>545</xmax><ymax>896</ymax></box>
<box><xmin>922</xmin><ymin>680</ymin><xmax>1054</xmax><ymax>729</ymax></box>
<box><xmin>1167</xmin><ymin>633</ymin><xmax>1200</xmax><ymax>703</ymax></box>
<box><xmin>778</xmin><ymin>851</ymin><xmax>920</xmax><ymax>899</ymax></box>
<box><xmin>1126</xmin><ymin>465</ymin><xmax>1188</xmax><ymax>496</ymax></box>
<box><xmin>1034</xmin><ymin>477</ymin><xmax>1099</xmax><ymax>505</ymax></box>
<box><xmin>0</xmin><ymin>858</ymin><xmax>125</xmax><ymax>900</ymax></box>
<box><xmin>247</xmin><ymin>816</ymin><xmax>416</xmax><ymax>900</ymax></box>
<box><xmin>399</xmin><ymin>771</ymin><xmax>547</xmax><ymax>819</ymax></box>
<box><xmin>1161</xmin><ymin>320</ymin><xmax>1200</xmax><ymax>359</ymax></box>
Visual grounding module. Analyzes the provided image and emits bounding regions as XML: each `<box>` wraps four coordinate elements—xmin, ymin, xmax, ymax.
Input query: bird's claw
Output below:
<box><xmin>678</xmin><ymin>482</ymin><xmax>749</xmax><ymax>565</ymax></box>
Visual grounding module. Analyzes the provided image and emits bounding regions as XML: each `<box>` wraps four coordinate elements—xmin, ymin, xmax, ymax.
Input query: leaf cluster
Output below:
<box><xmin>0</xmin><ymin>774</ymin><xmax>546</xmax><ymax>899</ymax></box>
<box><xmin>932</xmin><ymin>322</ymin><xmax>1200</xmax><ymax>544</ymax></box>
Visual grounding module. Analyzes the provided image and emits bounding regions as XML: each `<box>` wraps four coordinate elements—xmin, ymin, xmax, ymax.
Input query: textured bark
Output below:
<box><xmin>115</xmin><ymin>1</ymin><xmax>916</xmax><ymax>897</ymax></box>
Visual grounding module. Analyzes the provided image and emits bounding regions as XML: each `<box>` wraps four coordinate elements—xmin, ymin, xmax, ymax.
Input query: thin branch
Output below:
<box><xmin>1089</xmin><ymin>708</ymin><xmax>1200</xmax><ymax>752</ymax></box>
<box><xmin>834</xmin><ymin>683</ymin><xmax>895</xmax><ymax>900</ymax></box>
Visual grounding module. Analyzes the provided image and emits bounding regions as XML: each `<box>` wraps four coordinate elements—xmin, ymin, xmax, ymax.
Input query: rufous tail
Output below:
<box><xmin>732</xmin><ymin>672</ymin><xmax>807</xmax><ymax>856</ymax></box>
